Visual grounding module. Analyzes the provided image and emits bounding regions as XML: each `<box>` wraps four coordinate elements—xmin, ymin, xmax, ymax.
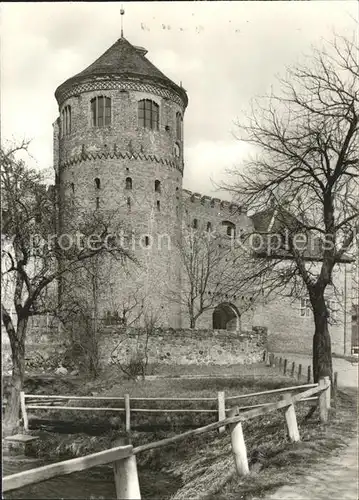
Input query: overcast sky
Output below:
<box><xmin>1</xmin><ymin>1</ymin><xmax>357</xmax><ymax>195</ymax></box>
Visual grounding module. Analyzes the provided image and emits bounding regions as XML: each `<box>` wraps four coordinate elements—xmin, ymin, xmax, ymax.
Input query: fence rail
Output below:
<box><xmin>21</xmin><ymin>380</ymin><xmax>320</xmax><ymax>433</ymax></box>
<box><xmin>4</xmin><ymin>377</ymin><xmax>331</xmax><ymax>499</ymax></box>
<box><xmin>264</xmin><ymin>352</ymin><xmax>338</xmax><ymax>390</ymax></box>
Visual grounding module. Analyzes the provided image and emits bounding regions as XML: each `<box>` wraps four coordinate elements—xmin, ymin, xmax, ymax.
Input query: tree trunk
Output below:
<box><xmin>190</xmin><ymin>317</ymin><xmax>196</xmax><ymax>328</ymax></box>
<box><xmin>312</xmin><ymin>299</ymin><xmax>333</xmax><ymax>383</ymax></box>
<box><xmin>4</xmin><ymin>319</ymin><xmax>27</xmax><ymax>435</ymax></box>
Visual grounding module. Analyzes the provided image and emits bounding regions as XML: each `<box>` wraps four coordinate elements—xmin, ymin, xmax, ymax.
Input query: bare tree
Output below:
<box><xmin>172</xmin><ymin>226</ymin><xmax>253</xmax><ymax>328</ymax></box>
<box><xmin>1</xmin><ymin>142</ymin><xmax>132</xmax><ymax>431</ymax></box>
<box><xmin>110</xmin><ymin>308</ymin><xmax>158</xmax><ymax>381</ymax></box>
<box><xmin>223</xmin><ymin>34</ymin><xmax>359</xmax><ymax>381</ymax></box>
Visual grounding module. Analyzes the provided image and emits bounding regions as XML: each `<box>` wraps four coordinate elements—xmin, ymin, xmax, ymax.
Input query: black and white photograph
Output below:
<box><xmin>1</xmin><ymin>1</ymin><xmax>358</xmax><ymax>499</ymax></box>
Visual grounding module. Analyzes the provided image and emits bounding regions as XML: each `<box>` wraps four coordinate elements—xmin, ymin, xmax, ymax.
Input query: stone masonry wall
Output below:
<box><xmin>100</xmin><ymin>326</ymin><xmax>267</xmax><ymax>366</ymax></box>
<box><xmin>2</xmin><ymin>326</ymin><xmax>267</xmax><ymax>374</ymax></box>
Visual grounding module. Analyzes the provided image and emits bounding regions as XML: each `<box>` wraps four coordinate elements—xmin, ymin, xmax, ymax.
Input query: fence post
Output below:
<box><xmin>218</xmin><ymin>391</ymin><xmax>226</xmax><ymax>434</ymax></box>
<box><xmin>20</xmin><ymin>391</ymin><xmax>28</xmax><ymax>432</ymax></box>
<box><xmin>290</xmin><ymin>362</ymin><xmax>295</xmax><ymax>377</ymax></box>
<box><xmin>124</xmin><ymin>394</ymin><xmax>131</xmax><ymax>434</ymax></box>
<box><xmin>229</xmin><ymin>409</ymin><xmax>249</xmax><ymax>476</ymax></box>
<box><xmin>318</xmin><ymin>376</ymin><xmax>330</xmax><ymax>423</ymax></box>
<box><xmin>297</xmin><ymin>364</ymin><xmax>302</xmax><ymax>380</ymax></box>
<box><xmin>281</xmin><ymin>393</ymin><xmax>300</xmax><ymax>442</ymax></box>
<box><xmin>112</xmin><ymin>437</ymin><xmax>141</xmax><ymax>500</ymax></box>
<box><xmin>307</xmin><ymin>366</ymin><xmax>311</xmax><ymax>383</ymax></box>
<box><xmin>283</xmin><ymin>359</ymin><xmax>288</xmax><ymax>376</ymax></box>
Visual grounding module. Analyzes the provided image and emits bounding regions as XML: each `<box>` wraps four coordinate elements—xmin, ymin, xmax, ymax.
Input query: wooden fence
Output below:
<box><xmin>20</xmin><ymin>381</ymin><xmax>322</xmax><ymax>433</ymax></box>
<box><xmin>264</xmin><ymin>352</ymin><xmax>338</xmax><ymax>389</ymax></box>
<box><xmin>4</xmin><ymin>378</ymin><xmax>331</xmax><ymax>498</ymax></box>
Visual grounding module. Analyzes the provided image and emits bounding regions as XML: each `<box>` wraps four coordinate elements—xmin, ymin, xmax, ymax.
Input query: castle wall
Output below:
<box><xmin>2</xmin><ymin>326</ymin><xmax>267</xmax><ymax>374</ymax></box>
<box><xmin>252</xmin><ymin>261</ymin><xmax>352</xmax><ymax>356</ymax></box>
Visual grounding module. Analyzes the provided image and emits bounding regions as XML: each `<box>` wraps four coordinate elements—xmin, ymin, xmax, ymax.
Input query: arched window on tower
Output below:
<box><xmin>222</xmin><ymin>220</ymin><xmax>236</xmax><ymax>238</ymax></box>
<box><xmin>174</xmin><ymin>143</ymin><xmax>181</xmax><ymax>158</ymax></box>
<box><xmin>155</xmin><ymin>180</ymin><xmax>161</xmax><ymax>193</ymax></box>
<box><xmin>61</xmin><ymin>105</ymin><xmax>71</xmax><ymax>137</ymax></box>
<box><xmin>176</xmin><ymin>112</ymin><xmax>183</xmax><ymax>141</ymax></box>
<box><xmin>207</xmin><ymin>222</ymin><xmax>212</xmax><ymax>232</ymax></box>
<box><xmin>94</xmin><ymin>178</ymin><xmax>100</xmax><ymax>189</ymax></box>
<box><xmin>125</xmin><ymin>177</ymin><xmax>132</xmax><ymax>190</ymax></box>
<box><xmin>192</xmin><ymin>218</ymin><xmax>198</xmax><ymax>229</ymax></box>
<box><xmin>91</xmin><ymin>96</ymin><xmax>111</xmax><ymax>127</ymax></box>
<box><xmin>138</xmin><ymin>99</ymin><xmax>159</xmax><ymax>130</ymax></box>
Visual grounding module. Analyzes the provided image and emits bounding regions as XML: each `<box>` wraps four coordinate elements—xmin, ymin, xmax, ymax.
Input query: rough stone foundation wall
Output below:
<box><xmin>100</xmin><ymin>326</ymin><xmax>267</xmax><ymax>366</ymax></box>
<box><xmin>2</xmin><ymin>327</ymin><xmax>267</xmax><ymax>373</ymax></box>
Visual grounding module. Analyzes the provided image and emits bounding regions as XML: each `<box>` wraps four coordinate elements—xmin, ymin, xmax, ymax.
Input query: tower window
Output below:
<box><xmin>91</xmin><ymin>96</ymin><xmax>111</xmax><ymax>127</ymax></box>
<box><xmin>176</xmin><ymin>112</ymin><xmax>183</xmax><ymax>140</ymax></box>
<box><xmin>70</xmin><ymin>182</ymin><xmax>75</xmax><ymax>193</ymax></box>
<box><xmin>192</xmin><ymin>218</ymin><xmax>198</xmax><ymax>229</ymax></box>
<box><xmin>222</xmin><ymin>220</ymin><xmax>236</xmax><ymax>238</ymax></box>
<box><xmin>96</xmin><ymin>197</ymin><xmax>100</xmax><ymax>209</ymax></box>
<box><xmin>207</xmin><ymin>222</ymin><xmax>212</xmax><ymax>232</ymax></box>
<box><xmin>174</xmin><ymin>143</ymin><xmax>181</xmax><ymax>158</ymax></box>
<box><xmin>61</xmin><ymin>105</ymin><xmax>71</xmax><ymax>137</ymax></box>
<box><xmin>94</xmin><ymin>177</ymin><xmax>100</xmax><ymax>189</ymax></box>
<box><xmin>155</xmin><ymin>180</ymin><xmax>161</xmax><ymax>193</ymax></box>
<box><xmin>125</xmin><ymin>177</ymin><xmax>132</xmax><ymax>190</ymax></box>
<box><xmin>138</xmin><ymin>99</ymin><xmax>159</xmax><ymax>130</ymax></box>
<box><xmin>145</xmin><ymin>236</ymin><xmax>150</xmax><ymax>247</ymax></box>
<box><xmin>156</xmin><ymin>200</ymin><xmax>160</xmax><ymax>211</ymax></box>
<box><xmin>127</xmin><ymin>197</ymin><xmax>131</xmax><ymax>211</ymax></box>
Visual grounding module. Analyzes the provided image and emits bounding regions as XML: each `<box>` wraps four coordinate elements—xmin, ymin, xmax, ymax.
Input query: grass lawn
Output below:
<box><xmin>8</xmin><ymin>363</ymin><xmax>357</xmax><ymax>500</ymax></box>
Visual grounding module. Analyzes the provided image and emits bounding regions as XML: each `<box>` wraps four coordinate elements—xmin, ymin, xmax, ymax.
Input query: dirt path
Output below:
<box><xmin>273</xmin><ymin>352</ymin><xmax>358</xmax><ymax>389</ymax></box>
<box><xmin>260</xmin><ymin>386</ymin><xmax>358</xmax><ymax>500</ymax></box>
<box><xmin>261</xmin><ymin>437</ymin><xmax>358</xmax><ymax>500</ymax></box>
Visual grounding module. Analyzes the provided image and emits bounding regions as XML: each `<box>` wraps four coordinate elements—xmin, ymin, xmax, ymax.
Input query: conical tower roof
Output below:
<box><xmin>55</xmin><ymin>36</ymin><xmax>188</xmax><ymax>106</ymax></box>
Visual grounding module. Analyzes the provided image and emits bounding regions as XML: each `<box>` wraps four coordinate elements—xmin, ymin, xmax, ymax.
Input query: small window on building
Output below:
<box><xmin>138</xmin><ymin>99</ymin><xmax>159</xmax><ymax>130</ymax></box>
<box><xmin>207</xmin><ymin>222</ymin><xmax>212</xmax><ymax>232</ymax></box>
<box><xmin>96</xmin><ymin>197</ymin><xmax>100</xmax><ymax>209</ymax></box>
<box><xmin>94</xmin><ymin>178</ymin><xmax>100</xmax><ymax>189</ymax></box>
<box><xmin>222</xmin><ymin>221</ymin><xmax>236</xmax><ymax>238</ymax></box>
<box><xmin>176</xmin><ymin>112</ymin><xmax>183</xmax><ymax>141</ymax></box>
<box><xmin>61</xmin><ymin>105</ymin><xmax>71</xmax><ymax>136</ymax></box>
<box><xmin>174</xmin><ymin>143</ymin><xmax>180</xmax><ymax>158</ymax></box>
<box><xmin>91</xmin><ymin>96</ymin><xmax>111</xmax><ymax>127</ymax></box>
<box><xmin>145</xmin><ymin>236</ymin><xmax>150</xmax><ymax>247</ymax></box>
<box><xmin>300</xmin><ymin>298</ymin><xmax>311</xmax><ymax>317</ymax></box>
<box><xmin>326</xmin><ymin>299</ymin><xmax>338</xmax><ymax>322</ymax></box>
<box><xmin>125</xmin><ymin>177</ymin><xmax>132</xmax><ymax>190</ymax></box>
<box><xmin>155</xmin><ymin>180</ymin><xmax>161</xmax><ymax>193</ymax></box>
<box><xmin>192</xmin><ymin>218</ymin><xmax>198</xmax><ymax>229</ymax></box>
<box><xmin>156</xmin><ymin>200</ymin><xmax>161</xmax><ymax>211</ymax></box>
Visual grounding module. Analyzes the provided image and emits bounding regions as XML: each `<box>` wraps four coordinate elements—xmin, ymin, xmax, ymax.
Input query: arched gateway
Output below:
<box><xmin>212</xmin><ymin>303</ymin><xmax>240</xmax><ymax>331</ymax></box>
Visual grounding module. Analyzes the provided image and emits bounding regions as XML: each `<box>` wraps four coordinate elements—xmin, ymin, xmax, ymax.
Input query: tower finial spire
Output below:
<box><xmin>120</xmin><ymin>5</ymin><xmax>125</xmax><ymax>38</ymax></box>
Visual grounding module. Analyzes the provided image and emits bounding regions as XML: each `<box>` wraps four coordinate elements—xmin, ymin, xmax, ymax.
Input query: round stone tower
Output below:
<box><xmin>53</xmin><ymin>35</ymin><xmax>188</xmax><ymax>327</ymax></box>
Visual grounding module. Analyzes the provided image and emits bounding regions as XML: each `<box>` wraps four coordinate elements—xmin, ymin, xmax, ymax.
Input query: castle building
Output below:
<box><xmin>53</xmin><ymin>33</ymin><xmax>353</xmax><ymax>356</ymax></box>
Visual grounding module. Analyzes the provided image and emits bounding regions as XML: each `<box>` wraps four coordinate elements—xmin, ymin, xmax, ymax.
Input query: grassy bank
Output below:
<box><xmin>5</xmin><ymin>364</ymin><xmax>357</xmax><ymax>499</ymax></box>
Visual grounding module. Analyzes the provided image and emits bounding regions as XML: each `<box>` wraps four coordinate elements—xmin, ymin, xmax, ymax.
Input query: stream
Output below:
<box><xmin>3</xmin><ymin>453</ymin><xmax>181</xmax><ymax>499</ymax></box>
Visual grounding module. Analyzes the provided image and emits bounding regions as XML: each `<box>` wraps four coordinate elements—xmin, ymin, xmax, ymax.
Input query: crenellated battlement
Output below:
<box><xmin>182</xmin><ymin>189</ymin><xmax>245</xmax><ymax>215</ymax></box>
